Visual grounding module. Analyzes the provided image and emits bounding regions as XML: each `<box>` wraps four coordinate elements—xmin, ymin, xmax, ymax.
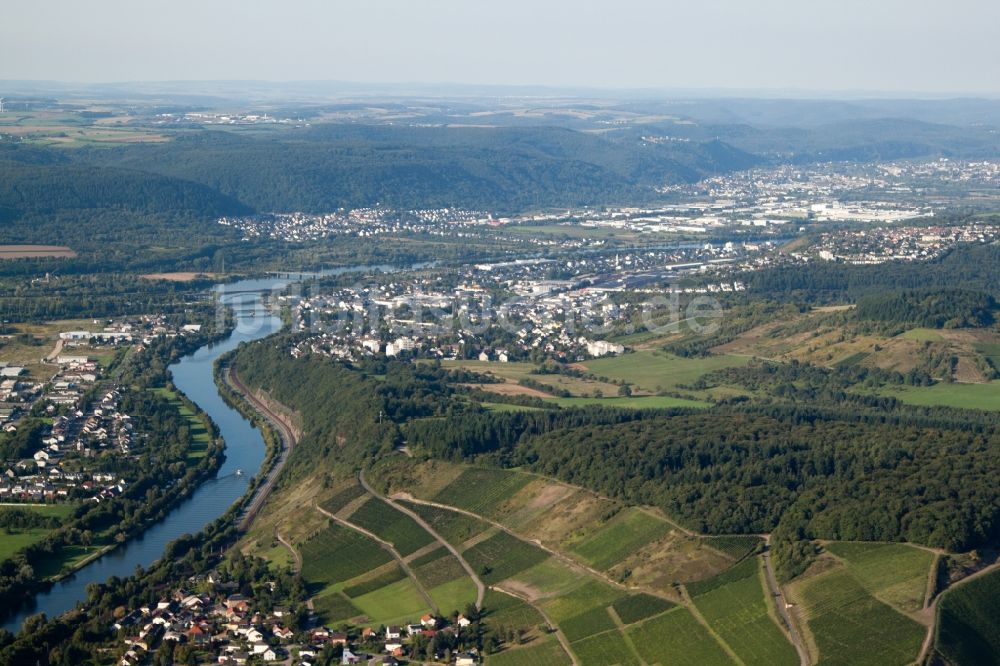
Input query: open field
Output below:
<box><xmin>626</xmin><ymin>606</ymin><xmax>735</xmax><ymax>666</ymax></box>
<box><xmin>3</xmin><ymin>504</ymin><xmax>76</xmax><ymax>520</ymax></box>
<box><xmin>0</xmin><ymin>529</ymin><xmax>52</xmax><ymax>561</ymax></box>
<box><xmin>788</xmin><ymin>563</ymin><xmax>926</xmax><ymax>666</ymax></box>
<box><xmin>568</xmin><ymin>507</ymin><xmax>672</xmax><ymax>570</ymax></box>
<box><xmin>460</xmin><ymin>382</ymin><xmax>550</xmax><ymax>398</ymax></box>
<box><xmin>709</xmin><ymin>309</ymin><xmax>1000</xmax><ymax>383</ymax></box>
<box><xmin>581</xmin><ymin>349</ymin><xmax>750</xmax><ymax>396</ymax></box>
<box><xmin>0</xmin><ymin>245</ymin><xmax>77</xmax><ymax>259</ymax></box>
<box><xmin>935</xmin><ymin>567</ymin><xmax>1000</xmax><ymax>665</ymax></box>
<box><xmin>689</xmin><ymin>557</ymin><xmax>798</xmax><ymax>666</ymax></box>
<box><xmin>822</xmin><ymin>542</ymin><xmax>934</xmax><ymax>613</ymax></box>
<box><xmin>899</xmin><ymin>327</ymin><xmax>945</xmax><ymax>342</ymax></box>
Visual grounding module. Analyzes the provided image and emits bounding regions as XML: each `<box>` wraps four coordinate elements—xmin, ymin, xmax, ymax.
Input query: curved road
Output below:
<box><xmin>359</xmin><ymin>469</ymin><xmax>486</xmax><ymax>610</ymax></box>
<box><xmin>224</xmin><ymin>364</ymin><xmax>297</xmax><ymax>531</ymax></box>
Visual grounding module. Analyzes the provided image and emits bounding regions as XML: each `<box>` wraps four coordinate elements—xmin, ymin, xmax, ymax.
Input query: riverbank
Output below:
<box><xmin>1</xmin><ymin>284</ymin><xmax>282</xmax><ymax>634</ymax></box>
<box><xmin>215</xmin><ymin>359</ymin><xmax>298</xmax><ymax>531</ymax></box>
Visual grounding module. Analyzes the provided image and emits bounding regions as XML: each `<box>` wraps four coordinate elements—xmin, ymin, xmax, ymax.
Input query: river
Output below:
<box><xmin>2</xmin><ymin>263</ymin><xmax>423</xmax><ymax>633</ymax></box>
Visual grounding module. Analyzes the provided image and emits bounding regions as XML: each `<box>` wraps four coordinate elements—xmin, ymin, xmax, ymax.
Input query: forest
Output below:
<box><xmin>73</xmin><ymin>125</ymin><xmax>758</xmax><ymax>213</ymax></box>
<box><xmin>742</xmin><ymin>242</ymin><xmax>1000</xmax><ymax>304</ymax></box>
<box><xmin>226</xmin><ymin>341</ymin><xmax>1000</xmax><ymax>583</ymax></box>
<box><xmin>0</xmin><ymin>124</ymin><xmax>762</xmax><ymax>277</ymax></box>
<box><xmin>854</xmin><ymin>288</ymin><xmax>996</xmax><ymax>328</ymax></box>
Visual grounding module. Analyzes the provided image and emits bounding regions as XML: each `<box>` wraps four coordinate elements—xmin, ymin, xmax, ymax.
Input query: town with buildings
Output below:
<box><xmin>0</xmin><ymin>317</ymin><xmax>206</xmax><ymax>504</ymax></box>
<box><xmin>115</xmin><ymin>569</ymin><xmax>483</xmax><ymax>666</ymax></box>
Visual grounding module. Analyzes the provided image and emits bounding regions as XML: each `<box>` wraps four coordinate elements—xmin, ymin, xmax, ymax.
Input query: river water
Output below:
<box><xmin>2</xmin><ymin>263</ymin><xmax>422</xmax><ymax>632</ymax></box>
<box><xmin>1</xmin><ymin>277</ymin><xmax>298</xmax><ymax>633</ymax></box>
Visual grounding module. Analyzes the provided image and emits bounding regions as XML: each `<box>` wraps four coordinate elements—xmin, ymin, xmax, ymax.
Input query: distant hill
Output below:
<box><xmin>72</xmin><ymin>124</ymin><xmax>760</xmax><ymax>213</ymax></box>
<box><xmin>0</xmin><ymin>160</ymin><xmax>250</xmax><ymax>271</ymax></box>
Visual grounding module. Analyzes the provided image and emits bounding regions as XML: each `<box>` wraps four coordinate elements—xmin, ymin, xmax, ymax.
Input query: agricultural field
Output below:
<box><xmin>626</xmin><ymin>606</ymin><xmax>735</xmax><ymax>666</ymax></box>
<box><xmin>602</xmin><ymin>527</ymin><xmax>736</xmax><ymax>596</ymax></box>
<box><xmin>0</xmin><ymin>111</ymin><xmax>168</xmax><ymax>146</ymax></box>
<box><xmin>485</xmin><ymin>635</ymin><xmax>573</xmax><ymax>666</ymax></box>
<box><xmin>411</xmin><ymin>550</ymin><xmax>481</xmax><ymax>613</ymax></box>
<box><xmin>788</xmin><ymin>563</ymin><xmax>926</xmax><ymax>666</ymax></box>
<box><xmin>935</xmin><ymin>567</ymin><xmax>1000</xmax><ymax>665</ymax></box>
<box><xmin>705</xmin><ymin>535</ymin><xmax>763</xmax><ymax>561</ymax></box>
<box><xmin>689</xmin><ymin>557</ymin><xmax>798</xmax><ymax>666</ymax></box>
<box><xmin>462</xmin><ymin>530</ymin><xmax>549</xmax><ymax>584</ymax></box>
<box><xmin>441</xmin><ymin>359</ymin><xmax>623</xmax><ymax>398</ymax></box>
<box><xmin>348</xmin><ymin>576</ymin><xmax>430</xmax><ymax>625</ymax></box>
<box><xmin>879</xmin><ymin>381</ymin><xmax>1000</xmax><ymax>411</ymax></box>
<box><xmin>433</xmin><ymin>467</ymin><xmax>533</xmax><ymax>517</ymax></box>
<box><xmin>570</xmin><ymin>629</ymin><xmax>641</xmax><ymax>666</ymax></box>
<box><xmin>0</xmin><ymin>245</ymin><xmax>77</xmax><ymax>259</ymax></box>
<box><xmin>404</xmin><ymin>502</ymin><xmax>490</xmax><ymax>544</ymax></box>
<box><xmin>610</xmin><ymin>594</ymin><xmax>675</xmax><ymax>625</ymax></box>
<box><xmin>483</xmin><ymin>589</ymin><xmax>546</xmax><ymax>631</ymax></box>
<box><xmin>822</xmin><ymin>541</ymin><xmax>934</xmax><ymax>613</ymax></box>
<box><xmin>506</xmin><ymin>558</ymin><xmax>591</xmax><ymax>600</ymax></box>
<box><xmin>581</xmin><ymin>349</ymin><xmax>750</xmax><ymax>396</ymax></box>
<box><xmin>312</xmin><ymin>590</ymin><xmax>363</xmax><ymax>624</ymax></box>
<box><xmin>401</xmin><ymin>462</ymin><xmax>737</xmax><ymax>595</ymax></box>
<box><xmin>299</xmin><ymin>523</ymin><xmax>392</xmax><ymax>592</ymax></box>
<box><xmin>539</xmin><ymin>579</ymin><xmax>624</xmax><ymax>625</ymax></box>
<box><xmin>559</xmin><ymin>605</ymin><xmax>619</xmax><ymax>642</ymax></box>
<box><xmin>318</xmin><ymin>482</ymin><xmax>366</xmax><ymax>514</ymax></box>
<box><xmin>976</xmin><ymin>341</ymin><xmax>1000</xmax><ymax>371</ymax></box>
<box><xmin>341</xmin><ymin>564</ymin><xmax>407</xmax><ymax>598</ymax></box>
<box><xmin>548</xmin><ymin>395</ymin><xmax>710</xmax><ymax>409</ymax></box>
<box><xmin>426</xmin><ymin>577</ymin><xmax>478</xmax><ymax>616</ymax></box>
<box><xmin>482</xmin><ymin>401</ymin><xmax>543</xmax><ymax>412</ymax></box>
<box><xmin>568</xmin><ymin>507</ymin><xmax>672</xmax><ymax>570</ymax></box>
<box><xmin>345</xmin><ymin>496</ymin><xmax>435</xmax><ymax>556</ymax></box>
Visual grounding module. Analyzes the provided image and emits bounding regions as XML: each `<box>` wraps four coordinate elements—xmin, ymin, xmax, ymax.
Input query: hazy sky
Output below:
<box><xmin>3</xmin><ymin>0</ymin><xmax>999</xmax><ymax>94</ymax></box>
